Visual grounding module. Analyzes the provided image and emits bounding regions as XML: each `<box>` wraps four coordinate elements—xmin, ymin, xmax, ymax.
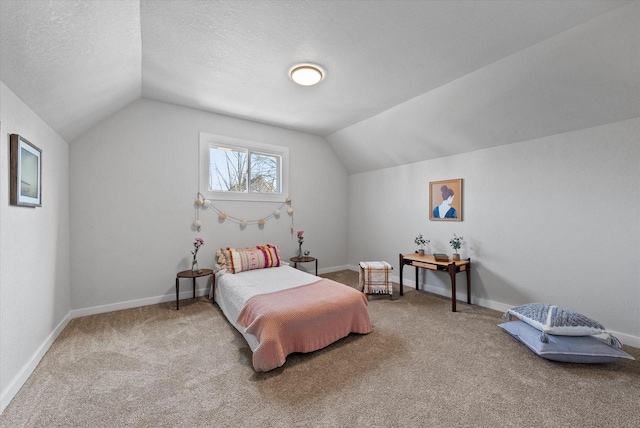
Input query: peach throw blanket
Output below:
<box><xmin>237</xmin><ymin>278</ymin><xmax>372</xmax><ymax>372</ymax></box>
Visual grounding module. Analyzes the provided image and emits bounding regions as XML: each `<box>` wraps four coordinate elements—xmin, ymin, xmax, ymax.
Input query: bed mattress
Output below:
<box><xmin>213</xmin><ymin>265</ymin><xmax>320</xmax><ymax>351</ymax></box>
<box><xmin>212</xmin><ymin>265</ymin><xmax>372</xmax><ymax>371</ymax></box>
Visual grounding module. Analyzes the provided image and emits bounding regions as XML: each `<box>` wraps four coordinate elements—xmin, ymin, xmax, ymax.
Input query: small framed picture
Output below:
<box><xmin>430</xmin><ymin>178</ymin><xmax>462</xmax><ymax>221</ymax></box>
<box><xmin>10</xmin><ymin>134</ymin><xmax>42</xmax><ymax>207</ymax></box>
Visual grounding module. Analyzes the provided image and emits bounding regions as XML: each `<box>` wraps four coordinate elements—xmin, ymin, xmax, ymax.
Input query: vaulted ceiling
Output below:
<box><xmin>1</xmin><ymin>1</ymin><xmax>638</xmax><ymax>173</ymax></box>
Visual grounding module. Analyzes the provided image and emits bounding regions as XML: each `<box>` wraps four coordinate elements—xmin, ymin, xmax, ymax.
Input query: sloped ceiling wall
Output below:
<box><xmin>0</xmin><ymin>1</ymin><xmax>637</xmax><ymax>173</ymax></box>
<box><xmin>327</xmin><ymin>2</ymin><xmax>640</xmax><ymax>174</ymax></box>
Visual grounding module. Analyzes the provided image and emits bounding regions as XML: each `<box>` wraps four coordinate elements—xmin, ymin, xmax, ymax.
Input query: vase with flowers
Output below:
<box><xmin>449</xmin><ymin>234</ymin><xmax>463</xmax><ymax>261</ymax></box>
<box><xmin>191</xmin><ymin>237</ymin><xmax>204</xmax><ymax>273</ymax></box>
<box><xmin>297</xmin><ymin>230</ymin><xmax>304</xmax><ymax>257</ymax></box>
<box><xmin>414</xmin><ymin>233</ymin><xmax>430</xmax><ymax>255</ymax></box>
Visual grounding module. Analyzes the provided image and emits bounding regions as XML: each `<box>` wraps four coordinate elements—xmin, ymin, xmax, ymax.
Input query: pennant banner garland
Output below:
<box><xmin>193</xmin><ymin>193</ymin><xmax>294</xmax><ymax>233</ymax></box>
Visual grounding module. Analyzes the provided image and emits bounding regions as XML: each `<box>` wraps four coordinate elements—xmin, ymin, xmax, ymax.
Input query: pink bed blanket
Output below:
<box><xmin>237</xmin><ymin>278</ymin><xmax>372</xmax><ymax>372</ymax></box>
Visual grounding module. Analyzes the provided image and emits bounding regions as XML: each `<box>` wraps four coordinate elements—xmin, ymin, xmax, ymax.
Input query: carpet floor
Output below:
<box><xmin>1</xmin><ymin>270</ymin><xmax>638</xmax><ymax>427</ymax></box>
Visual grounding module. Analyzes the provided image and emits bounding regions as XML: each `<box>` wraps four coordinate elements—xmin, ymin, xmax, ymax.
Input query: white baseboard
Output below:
<box><xmin>69</xmin><ymin>287</ymin><xmax>211</xmax><ymax>318</ymax></box>
<box><xmin>1</xmin><ymin>312</ymin><xmax>72</xmax><ymax>414</ymax></box>
<box><xmin>607</xmin><ymin>330</ymin><xmax>640</xmax><ymax>349</ymax></box>
<box><xmin>319</xmin><ymin>264</ymin><xmax>350</xmax><ymax>275</ymax></box>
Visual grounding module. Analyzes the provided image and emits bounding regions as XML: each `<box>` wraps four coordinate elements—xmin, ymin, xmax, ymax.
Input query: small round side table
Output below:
<box><xmin>175</xmin><ymin>268</ymin><xmax>213</xmax><ymax>310</ymax></box>
<box><xmin>290</xmin><ymin>256</ymin><xmax>318</xmax><ymax>276</ymax></box>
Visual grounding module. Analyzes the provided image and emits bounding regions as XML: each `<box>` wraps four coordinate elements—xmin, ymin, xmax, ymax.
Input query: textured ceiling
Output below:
<box><xmin>0</xmin><ymin>0</ymin><xmax>141</xmax><ymax>142</ymax></box>
<box><xmin>1</xmin><ymin>1</ymin><xmax>637</xmax><ymax>171</ymax></box>
<box><xmin>139</xmin><ymin>0</ymin><xmax>626</xmax><ymax>136</ymax></box>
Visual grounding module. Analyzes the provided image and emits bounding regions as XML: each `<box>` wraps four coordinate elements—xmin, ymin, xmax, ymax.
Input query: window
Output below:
<box><xmin>199</xmin><ymin>133</ymin><xmax>289</xmax><ymax>202</ymax></box>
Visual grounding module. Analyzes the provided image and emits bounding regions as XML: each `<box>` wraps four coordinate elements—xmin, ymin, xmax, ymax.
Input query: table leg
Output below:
<box><xmin>466</xmin><ymin>261</ymin><xmax>471</xmax><ymax>304</ymax></box>
<box><xmin>448</xmin><ymin>263</ymin><xmax>457</xmax><ymax>312</ymax></box>
<box><xmin>398</xmin><ymin>254</ymin><xmax>404</xmax><ymax>296</ymax></box>
<box><xmin>315</xmin><ymin>258</ymin><xmax>318</xmax><ymax>276</ymax></box>
<box><xmin>192</xmin><ymin>277</ymin><xmax>196</xmax><ymax>299</ymax></box>
<box><xmin>211</xmin><ymin>273</ymin><xmax>216</xmax><ymax>301</ymax></box>
<box><xmin>415</xmin><ymin>265</ymin><xmax>419</xmax><ymax>291</ymax></box>
<box><xmin>175</xmin><ymin>277</ymin><xmax>180</xmax><ymax>310</ymax></box>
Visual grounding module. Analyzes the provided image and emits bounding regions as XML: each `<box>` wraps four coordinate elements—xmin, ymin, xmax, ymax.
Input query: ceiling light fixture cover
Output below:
<box><xmin>289</xmin><ymin>64</ymin><xmax>324</xmax><ymax>86</ymax></box>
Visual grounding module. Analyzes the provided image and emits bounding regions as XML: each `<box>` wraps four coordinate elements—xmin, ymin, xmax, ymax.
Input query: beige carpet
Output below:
<box><xmin>1</xmin><ymin>270</ymin><xmax>638</xmax><ymax>427</ymax></box>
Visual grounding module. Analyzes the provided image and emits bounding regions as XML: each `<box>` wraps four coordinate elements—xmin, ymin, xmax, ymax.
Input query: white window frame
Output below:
<box><xmin>199</xmin><ymin>132</ymin><xmax>289</xmax><ymax>202</ymax></box>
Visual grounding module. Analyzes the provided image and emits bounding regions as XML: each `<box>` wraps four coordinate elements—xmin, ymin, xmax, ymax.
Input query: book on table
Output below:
<box><xmin>433</xmin><ymin>253</ymin><xmax>449</xmax><ymax>262</ymax></box>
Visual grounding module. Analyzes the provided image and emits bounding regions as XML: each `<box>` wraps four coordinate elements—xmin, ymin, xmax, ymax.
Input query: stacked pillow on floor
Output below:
<box><xmin>499</xmin><ymin>303</ymin><xmax>634</xmax><ymax>363</ymax></box>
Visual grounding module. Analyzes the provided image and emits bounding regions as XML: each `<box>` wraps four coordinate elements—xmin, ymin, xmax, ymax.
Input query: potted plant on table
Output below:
<box><xmin>449</xmin><ymin>234</ymin><xmax>463</xmax><ymax>261</ymax></box>
<box><xmin>191</xmin><ymin>237</ymin><xmax>204</xmax><ymax>273</ymax></box>
<box><xmin>297</xmin><ymin>230</ymin><xmax>304</xmax><ymax>258</ymax></box>
<box><xmin>414</xmin><ymin>233</ymin><xmax>429</xmax><ymax>255</ymax></box>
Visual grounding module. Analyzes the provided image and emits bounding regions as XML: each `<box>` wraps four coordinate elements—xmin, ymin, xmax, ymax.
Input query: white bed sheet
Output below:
<box><xmin>212</xmin><ymin>265</ymin><xmax>319</xmax><ymax>351</ymax></box>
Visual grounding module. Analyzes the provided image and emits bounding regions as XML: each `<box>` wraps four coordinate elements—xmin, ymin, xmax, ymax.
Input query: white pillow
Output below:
<box><xmin>504</xmin><ymin>303</ymin><xmax>621</xmax><ymax>347</ymax></box>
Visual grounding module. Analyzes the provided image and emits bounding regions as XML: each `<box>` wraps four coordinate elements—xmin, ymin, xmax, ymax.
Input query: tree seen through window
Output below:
<box><xmin>209</xmin><ymin>147</ymin><xmax>280</xmax><ymax>194</ymax></box>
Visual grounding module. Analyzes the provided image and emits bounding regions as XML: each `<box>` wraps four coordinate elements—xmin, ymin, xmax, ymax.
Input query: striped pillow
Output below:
<box><xmin>219</xmin><ymin>244</ymin><xmax>282</xmax><ymax>274</ymax></box>
<box><xmin>256</xmin><ymin>244</ymin><xmax>282</xmax><ymax>269</ymax></box>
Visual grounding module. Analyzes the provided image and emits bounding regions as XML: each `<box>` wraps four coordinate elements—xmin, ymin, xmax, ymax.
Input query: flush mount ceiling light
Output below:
<box><xmin>289</xmin><ymin>64</ymin><xmax>324</xmax><ymax>86</ymax></box>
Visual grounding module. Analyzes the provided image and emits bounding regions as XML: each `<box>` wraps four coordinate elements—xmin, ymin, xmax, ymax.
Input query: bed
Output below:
<box><xmin>211</xmin><ymin>252</ymin><xmax>372</xmax><ymax>372</ymax></box>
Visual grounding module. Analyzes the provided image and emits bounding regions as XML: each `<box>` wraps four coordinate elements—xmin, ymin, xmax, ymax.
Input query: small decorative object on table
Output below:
<box><xmin>414</xmin><ymin>233</ymin><xmax>429</xmax><ymax>255</ymax></box>
<box><xmin>304</xmin><ymin>250</ymin><xmax>310</xmax><ymax>257</ymax></box>
<box><xmin>191</xmin><ymin>237</ymin><xmax>204</xmax><ymax>273</ymax></box>
<box><xmin>433</xmin><ymin>253</ymin><xmax>449</xmax><ymax>262</ymax></box>
<box><xmin>297</xmin><ymin>230</ymin><xmax>304</xmax><ymax>257</ymax></box>
<box><xmin>449</xmin><ymin>233</ymin><xmax>463</xmax><ymax>261</ymax></box>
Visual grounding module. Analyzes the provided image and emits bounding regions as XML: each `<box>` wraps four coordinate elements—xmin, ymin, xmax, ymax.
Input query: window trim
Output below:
<box><xmin>199</xmin><ymin>132</ymin><xmax>289</xmax><ymax>202</ymax></box>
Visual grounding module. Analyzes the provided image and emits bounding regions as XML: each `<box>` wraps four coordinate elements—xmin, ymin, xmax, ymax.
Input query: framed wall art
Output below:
<box><xmin>10</xmin><ymin>134</ymin><xmax>42</xmax><ymax>207</ymax></box>
<box><xmin>429</xmin><ymin>178</ymin><xmax>462</xmax><ymax>221</ymax></box>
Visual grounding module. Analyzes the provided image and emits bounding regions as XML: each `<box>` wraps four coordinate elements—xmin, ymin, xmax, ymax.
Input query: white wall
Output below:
<box><xmin>348</xmin><ymin>118</ymin><xmax>640</xmax><ymax>345</ymax></box>
<box><xmin>70</xmin><ymin>99</ymin><xmax>348</xmax><ymax>310</ymax></box>
<box><xmin>0</xmin><ymin>82</ymin><xmax>71</xmax><ymax>411</ymax></box>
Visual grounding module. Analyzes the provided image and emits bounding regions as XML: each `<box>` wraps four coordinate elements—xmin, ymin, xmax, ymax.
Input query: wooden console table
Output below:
<box><xmin>399</xmin><ymin>253</ymin><xmax>471</xmax><ymax>312</ymax></box>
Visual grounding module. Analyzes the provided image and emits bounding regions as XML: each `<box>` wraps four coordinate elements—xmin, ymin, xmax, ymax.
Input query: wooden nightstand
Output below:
<box><xmin>290</xmin><ymin>256</ymin><xmax>318</xmax><ymax>276</ymax></box>
<box><xmin>175</xmin><ymin>268</ymin><xmax>213</xmax><ymax>310</ymax></box>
